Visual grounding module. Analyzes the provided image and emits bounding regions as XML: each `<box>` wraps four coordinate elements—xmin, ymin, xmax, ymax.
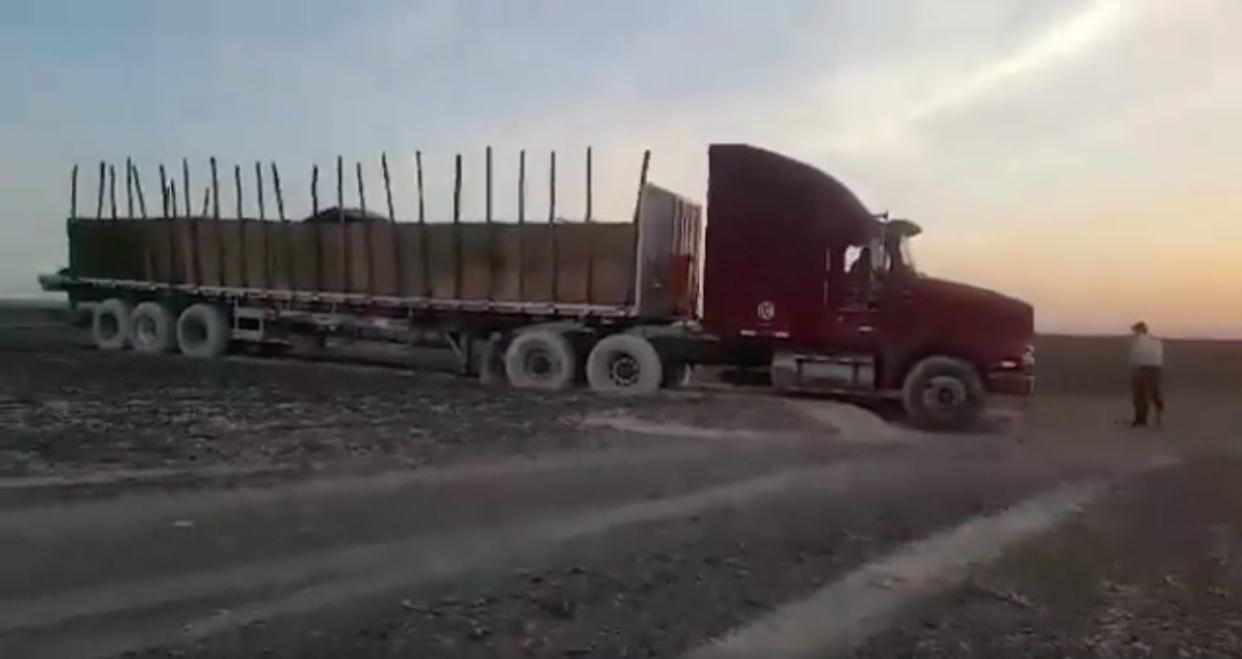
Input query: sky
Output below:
<box><xmin>2</xmin><ymin>0</ymin><xmax>1239</xmax><ymax>337</ymax></box>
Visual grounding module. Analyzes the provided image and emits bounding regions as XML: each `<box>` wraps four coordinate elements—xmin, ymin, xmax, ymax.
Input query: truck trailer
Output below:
<box><xmin>40</xmin><ymin>144</ymin><xmax>1034</xmax><ymax>430</ymax></box>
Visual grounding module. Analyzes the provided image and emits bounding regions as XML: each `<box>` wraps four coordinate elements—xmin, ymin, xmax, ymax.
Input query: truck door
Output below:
<box><xmin>829</xmin><ymin>242</ymin><xmax>883</xmax><ymax>352</ymax></box>
<box><xmin>772</xmin><ymin>243</ymin><xmax>880</xmax><ymax>393</ymax></box>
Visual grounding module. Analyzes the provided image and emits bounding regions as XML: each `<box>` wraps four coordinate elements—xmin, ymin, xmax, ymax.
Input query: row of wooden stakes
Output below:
<box><xmin>68</xmin><ymin>147</ymin><xmax>652</xmax><ymax>226</ymax></box>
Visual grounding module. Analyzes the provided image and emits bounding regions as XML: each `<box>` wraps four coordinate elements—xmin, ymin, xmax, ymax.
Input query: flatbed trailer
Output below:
<box><xmin>42</xmin><ymin>144</ymin><xmax>1035</xmax><ymax>430</ymax></box>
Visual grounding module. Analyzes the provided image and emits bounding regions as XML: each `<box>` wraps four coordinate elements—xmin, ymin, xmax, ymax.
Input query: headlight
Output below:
<box><xmin>1021</xmin><ymin>345</ymin><xmax>1035</xmax><ymax>369</ymax></box>
<box><xmin>997</xmin><ymin>346</ymin><xmax>1034</xmax><ymax>372</ymax></box>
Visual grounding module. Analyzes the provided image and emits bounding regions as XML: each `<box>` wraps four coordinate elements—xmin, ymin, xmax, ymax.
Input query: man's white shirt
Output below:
<box><xmin>1130</xmin><ymin>334</ymin><xmax>1164</xmax><ymax>367</ymax></box>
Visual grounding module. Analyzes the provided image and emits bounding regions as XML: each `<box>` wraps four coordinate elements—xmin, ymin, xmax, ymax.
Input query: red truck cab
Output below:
<box><xmin>701</xmin><ymin>144</ymin><xmax>1033</xmax><ymax>429</ymax></box>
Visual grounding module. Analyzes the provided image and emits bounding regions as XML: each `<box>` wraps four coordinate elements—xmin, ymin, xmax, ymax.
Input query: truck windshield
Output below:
<box><xmin>881</xmin><ymin>234</ymin><xmax>918</xmax><ymax>277</ymax></box>
<box><xmin>898</xmin><ymin>236</ymin><xmax>918</xmax><ymax>275</ymax></box>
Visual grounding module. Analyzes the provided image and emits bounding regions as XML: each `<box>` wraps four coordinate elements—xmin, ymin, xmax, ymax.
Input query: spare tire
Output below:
<box><xmin>504</xmin><ymin>330</ymin><xmax>576</xmax><ymax>391</ymax></box>
<box><xmin>91</xmin><ymin>298</ymin><xmax>132</xmax><ymax>351</ymax></box>
<box><xmin>902</xmin><ymin>356</ymin><xmax>984</xmax><ymax>431</ymax></box>
<box><xmin>586</xmin><ymin>333</ymin><xmax>664</xmax><ymax>395</ymax></box>
<box><xmin>129</xmin><ymin>302</ymin><xmax>175</xmax><ymax>354</ymax></box>
<box><xmin>176</xmin><ymin>303</ymin><xmax>230</xmax><ymax>358</ymax></box>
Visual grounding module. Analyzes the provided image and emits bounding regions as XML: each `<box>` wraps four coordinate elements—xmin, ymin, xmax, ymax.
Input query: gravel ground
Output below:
<box><xmin>8</xmin><ymin>320</ymin><xmax>1242</xmax><ymax>659</ymax></box>
<box><xmin>0</xmin><ymin>342</ymin><xmax>837</xmax><ymax>479</ymax></box>
<box><xmin>854</xmin><ymin>456</ymin><xmax>1242</xmax><ymax>658</ymax></box>
<box><xmin>138</xmin><ymin>445</ymin><xmax>1088</xmax><ymax>659</ymax></box>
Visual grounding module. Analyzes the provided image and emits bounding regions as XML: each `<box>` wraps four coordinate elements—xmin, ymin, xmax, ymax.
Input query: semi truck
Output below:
<box><xmin>39</xmin><ymin>144</ymin><xmax>1034</xmax><ymax>430</ymax></box>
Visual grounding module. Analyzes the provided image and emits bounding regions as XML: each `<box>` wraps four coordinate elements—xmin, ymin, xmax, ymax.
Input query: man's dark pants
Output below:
<box><xmin>1131</xmin><ymin>365</ymin><xmax>1164</xmax><ymax>426</ymax></box>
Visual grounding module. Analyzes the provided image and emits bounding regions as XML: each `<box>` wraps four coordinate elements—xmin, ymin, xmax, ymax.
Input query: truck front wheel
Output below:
<box><xmin>901</xmin><ymin>356</ymin><xmax>984</xmax><ymax>431</ymax></box>
<box><xmin>586</xmin><ymin>334</ymin><xmax>664</xmax><ymax>395</ymax></box>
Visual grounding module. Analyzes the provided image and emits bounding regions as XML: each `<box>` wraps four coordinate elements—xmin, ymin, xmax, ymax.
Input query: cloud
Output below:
<box><xmin>909</xmin><ymin>0</ymin><xmax>1125</xmax><ymax>121</ymax></box>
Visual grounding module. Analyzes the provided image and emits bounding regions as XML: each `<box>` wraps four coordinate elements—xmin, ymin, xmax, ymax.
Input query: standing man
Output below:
<box><xmin>1129</xmin><ymin>321</ymin><xmax>1165</xmax><ymax>428</ymax></box>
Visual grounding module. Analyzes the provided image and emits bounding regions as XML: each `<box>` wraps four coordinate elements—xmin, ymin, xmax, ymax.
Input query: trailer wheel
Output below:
<box><xmin>475</xmin><ymin>333</ymin><xmax>508</xmax><ymax>386</ymax></box>
<box><xmin>902</xmin><ymin>356</ymin><xmax>984</xmax><ymax>431</ymax></box>
<box><xmin>91</xmin><ymin>298</ymin><xmax>132</xmax><ymax>351</ymax></box>
<box><xmin>176</xmin><ymin>304</ymin><xmax>230</xmax><ymax>358</ymax></box>
<box><xmin>129</xmin><ymin>302</ymin><xmax>175</xmax><ymax>354</ymax></box>
<box><xmin>504</xmin><ymin>330</ymin><xmax>576</xmax><ymax>391</ymax></box>
<box><xmin>586</xmin><ymin>334</ymin><xmax>664</xmax><ymax>395</ymax></box>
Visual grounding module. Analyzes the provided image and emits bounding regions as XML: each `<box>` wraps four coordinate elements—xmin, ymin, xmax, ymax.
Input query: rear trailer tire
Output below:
<box><xmin>129</xmin><ymin>302</ymin><xmax>175</xmax><ymax>354</ymax></box>
<box><xmin>586</xmin><ymin>333</ymin><xmax>664</xmax><ymax>395</ymax></box>
<box><xmin>504</xmin><ymin>330</ymin><xmax>576</xmax><ymax>391</ymax></box>
<box><xmin>176</xmin><ymin>303</ymin><xmax>230</xmax><ymax>358</ymax></box>
<box><xmin>91</xmin><ymin>298</ymin><xmax>132</xmax><ymax>351</ymax></box>
<box><xmin>902</xmin><ymin>356</ymin><xmax>984</xmax><ymax>431</ymax></box>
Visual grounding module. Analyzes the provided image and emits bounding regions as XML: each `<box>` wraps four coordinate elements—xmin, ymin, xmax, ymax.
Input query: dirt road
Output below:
<box><xmin>2</xmin><ymin>327</ymin><xmax>1241</xmax><ymax>658</ymax></box>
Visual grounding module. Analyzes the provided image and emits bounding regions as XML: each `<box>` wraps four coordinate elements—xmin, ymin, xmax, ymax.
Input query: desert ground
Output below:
<box><xmin>2</xmin><ymin>303</ymin><xmax>1241</xmax><ymax>658</ymax></box>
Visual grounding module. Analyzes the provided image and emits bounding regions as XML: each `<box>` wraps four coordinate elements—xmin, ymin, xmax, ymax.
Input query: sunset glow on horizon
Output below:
<box><xmin>3</xmin><ymin>0</ymin><xmax>1239</xmax><ymax>337</ymax></box>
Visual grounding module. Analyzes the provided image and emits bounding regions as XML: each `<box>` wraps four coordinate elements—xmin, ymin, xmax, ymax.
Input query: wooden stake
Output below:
<box><xmin>235</xmin><ymin>164</ymin><xmax>248</xmax><ymax>288</ymax></box>
<box><xmin>272</xmin><ymin>161</ymin><xmax>294</xmax><ymax>291</ymax></box>
<box><xmin>254</xmin><ymin>162</ymin><xmax>266</xmax><ymax>220</ymax></box>
<box><xmin>166</xmin><ymin>179</ymin><xmax>179</xmax><ymax>282</ymax></box>
<box><xmin>159</xmin><ymin>165</ymin><xmax>169</xmax><ymax>217</ymax></box>
<box><xmin>255</xmin><ymin>162</ymin><xmax>268</xmax><ymax>287</ymax></box>
<box><xmin>518</xmin><ymin>149</ymin><xmax>526</xmax><ymax>299</ymax></box>
<box><xmin>96</xmin><ymin>161</ymin><xmax>105</xmax><ymax>220</ymax></box>
<box><xmin>585</xmin><ymin>146</ymin><xmax>594</xmax><ymax>303</ymax></box>
<box><xmin>312</xmin><ymin>163</ymin><xmax>322</xmax><ymax>291</ymax></box>
<box><xmin>380</xmin><ymin>153</ymin><xmax>395</xmax><ymax>222</ymax></box>
<box><xmin>70</xmin><ymin>164</ymin><xmax>78</xmax><ymax>219</ymax></box>
<box><xmin>182</xmin><ymin>158</ymin><xmax>191</xmax><ymax>217</ymax></box>
<box><xmin>485</xmin><ymin>146</ymin><xmax>494</xmax><ymax>300</ymax></box>
<box><xmin>210</xmin><ymin>157</ymin><xmax>220</xmax><ymax>220</ymax></box>
<box><xmin>311</xmin><ymin>164</ymin><xmax>320</xmax><ymax>215</ymax></box>
<box><xmin>131</xmin><ymin>162</ymin><xmax>148</xmax><ymax>219</ymax></box>
<box><xmin>381</xmin><ymin>152</ymin><xmax>402</xmax><ymax>297</ymax></box>
<box><xmin>357</xmin><ymin>161</ymin><xmax>373</xmax><ymax>295</ymax></box>
<box><xmin>549</xmin><ymin>150</ymin><xmax>557</xmax><ymax>302</ymax></box>
<box><xmin>585</xmin><ymin>146</ymin><xmax>593</xmax><ymax>222</ymax></box>
<box><xmin>109</xmin><ymin>164</ymin><xmax>117</xmax><ymax>220</ymax></box>
<box><xmin>234</xmin><ymin>164</ymin><xmax>243</xmax><ymax>219</ymax></box>
<box><xmin>125</xmin><ymin>157</ymin><xmax>134</xmax><ymax>218</ymax></box>
<box><xmin>415</xmin><ymin>151</ymin><xmax>426</xmax><ymax>225</ymax></box>
<box><xmin>337</xmin><ymin>155</ymin><xmax>347</xmax><ymax>294</ymax></box>
<box><xmin>271</xmin><ymin>163</ymin><xmax>286</xmax><ymax>220</ymax></box>
<box><xmin>416</xmin><ymin>150</ymin><xmax>429</xmax><ymax>297</ymax></box>
<box><xmin>485</xmin><ymin>146</ymin><xmax>493</xmax><ymax>222</ymax></box>
<box><xmin>336</xmin><ymin>156</ymin><xmax>344</xmax><ymax>218</ymax></box>
<box><xmin>453</xmin><ymin>153</ymin><xmax>462</xmax><ymax>299</ymax></box>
